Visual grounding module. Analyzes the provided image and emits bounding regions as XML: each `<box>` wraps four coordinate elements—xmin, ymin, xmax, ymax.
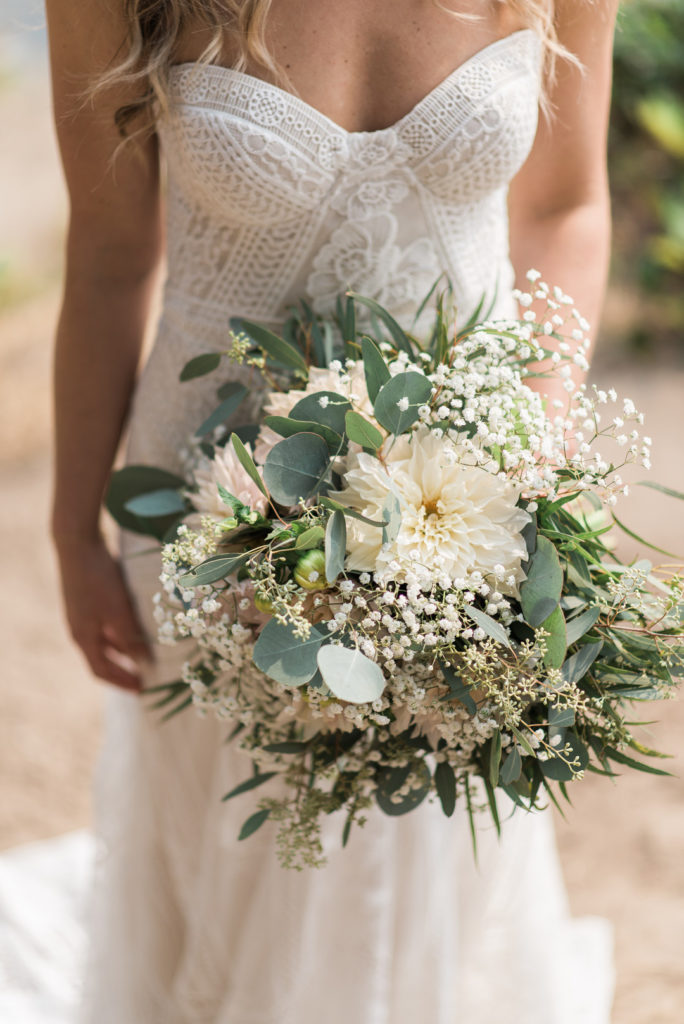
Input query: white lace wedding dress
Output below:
<box><xmin>2</xmin><ymin>28</ymin><xmax>615</xmax><ymax>1024</ymax></box>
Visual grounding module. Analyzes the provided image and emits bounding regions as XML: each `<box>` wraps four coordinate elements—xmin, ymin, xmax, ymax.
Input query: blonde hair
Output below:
<box><xmin>104</xmin><ymin>0</ymin><xmax>563</xmax><ymax>137</ymax></box>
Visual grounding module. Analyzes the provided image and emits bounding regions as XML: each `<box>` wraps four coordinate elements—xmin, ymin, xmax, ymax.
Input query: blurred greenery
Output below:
<box><xmin>610</xmin><ymin>0</ymin><xmax>684</xmax><ymax>353</ymax></box>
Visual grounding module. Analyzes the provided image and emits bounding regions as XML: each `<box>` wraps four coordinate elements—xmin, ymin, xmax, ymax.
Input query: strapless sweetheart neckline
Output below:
<box><xmin>169</xmin><ymin>28</ymin><xmax>535</xmax><ymax>138</ymax></box>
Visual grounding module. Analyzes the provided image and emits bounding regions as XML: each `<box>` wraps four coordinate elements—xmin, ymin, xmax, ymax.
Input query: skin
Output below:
<box><xmin>46</xmin><ymin>0</ymin><xmax>619</xmax><ymax>690</ymax></box>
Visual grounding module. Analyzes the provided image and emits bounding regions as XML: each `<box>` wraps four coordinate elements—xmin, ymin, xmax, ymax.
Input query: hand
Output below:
<box><xmin>54</xmin><ymin>535</ymin><xmax>151</xmax><ymax>691</ymax></box>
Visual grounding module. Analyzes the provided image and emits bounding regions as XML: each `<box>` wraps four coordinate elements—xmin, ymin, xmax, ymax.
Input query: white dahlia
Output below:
<box><xmin>191</xmin><ymin>443</ymin><xmax>269</xmax><ymax>520</ymax></box>
<box><xmin>253</xmin><ymin>363</ymin><xmax>375</xmax><ymax>463</ymax></box>
<box><xmin>332</xmin><ymin>427</ymin><xmax>530</xmax><ymax>593</ymax></box>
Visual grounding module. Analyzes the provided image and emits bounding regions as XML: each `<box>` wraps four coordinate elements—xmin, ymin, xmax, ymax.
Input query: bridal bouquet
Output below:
<box><xmin>108</xmin><ymin>273</ymin><xmax>684</xmax><ymax>868</ymax></box>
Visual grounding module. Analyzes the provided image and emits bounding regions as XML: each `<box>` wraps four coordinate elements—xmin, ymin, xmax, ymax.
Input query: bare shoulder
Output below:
<box><xmin>46</xmin><ymin>0</ymin><xmax>161</xmax><ymax>266</ymax></box>
<box><xmin>554</xmin><ymin>0</ymin><xmax>620</xmax><ymax>58</ymax></box>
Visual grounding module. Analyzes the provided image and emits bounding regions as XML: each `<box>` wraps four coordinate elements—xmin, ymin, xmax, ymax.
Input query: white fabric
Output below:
<box><xmin>0</xmin><ymin>28</ymin><xmax>615</xmax><ymax>1023</ymax></box>
<box><xmin>0</xmin><ymin>832</ymin><xmax>93</xmax><ymax>1024</ymax></box>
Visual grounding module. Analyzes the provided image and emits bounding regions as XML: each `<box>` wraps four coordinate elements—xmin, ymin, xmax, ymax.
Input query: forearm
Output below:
<box><xmin>509</xmin><ymin>194</ymin><xmax>612</xmax><ymax>407</ymax></box>
<box><xmin>51</xmin><ymin>244</ymin><xmax>161</xmax><ymax>546</ymax></box>
<box><xmin>510</xmin><ymin>196</ymin><xmax>612</xmax><ymax>341</ymax></box>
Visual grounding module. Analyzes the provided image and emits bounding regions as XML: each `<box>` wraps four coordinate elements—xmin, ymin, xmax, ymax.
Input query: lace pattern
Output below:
<box><xmin>160</xmin><ymin>30</ymin><xmax>542</xmax><ymax>328</ymax></box>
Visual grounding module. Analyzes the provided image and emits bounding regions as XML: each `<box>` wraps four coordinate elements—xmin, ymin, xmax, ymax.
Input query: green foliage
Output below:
<box><xmin>316</xmin><ymin>645</ymin><xmax>386</xmax><ymax>703</ymax></box>
<box><xmin>519</xmin><ymin>536</ymin><xmax>563</xmax><ymax>627</ymax></box>
<box><xmin>372</xmin><ymin>371</ymin><xmax>432</xmax><ymax>435</ymax></box>
<box><xmin>194</xmin><ymin>383</ymin><xmax>247</xmax><ymax>436</ymax></box>
<box><xmin>105</xmin><ymin>465</ymin><xmax>187</xmax><ymax>540</ymax></box>
<box><xmin>179</xmin><ymin>352</ymin><xmax>222</xmax><ymax>381</ymax></box>
<box><xmin>253</xmin><ymin>619</ymin><xmax>327</xmax><ymax>687</ymax></box>
<box><xmin>324</xmin><ymin>509</ymin><xmax>347</xmax><ymax>583</ymax></box>
<box><xmin>263</xmin><ymin>433</ymin><xmax>331</xmax><ymax>505</ymax></box>
<box><xmin>344</xmin><ymin>410</ymin><xmax>384</xmax><ymax>450</ymax></box>
<box><xmin>611</xmin><ymin>1</ymin><xmax>684</xmax><ymax>342</ymax></box>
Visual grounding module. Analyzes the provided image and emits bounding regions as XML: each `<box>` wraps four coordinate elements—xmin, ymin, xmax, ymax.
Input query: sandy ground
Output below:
<box><xmin>1</xmin><ymin>52</ymin><xmax>684</xmax><ymax>1024</ymax></box>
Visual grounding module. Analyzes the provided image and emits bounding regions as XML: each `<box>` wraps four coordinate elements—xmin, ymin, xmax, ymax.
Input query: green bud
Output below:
<box><xmin>254</xmin><ymin>593</ymin><xmax>275</xmax><ymax>614</ymax></box>
<box><xmin>293</xmin><ymin>549</ymin><xmax>329</xmax><ymax>591</ymax></box>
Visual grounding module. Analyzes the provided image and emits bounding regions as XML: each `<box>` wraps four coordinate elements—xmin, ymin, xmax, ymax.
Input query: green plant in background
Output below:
<box><xmin>610</xmin><ymin>0</ymin><xmax>684</xmax><ymax>348</ymax></box>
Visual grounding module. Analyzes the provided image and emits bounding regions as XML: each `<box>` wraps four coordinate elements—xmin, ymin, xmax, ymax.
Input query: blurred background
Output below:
<box><xmin>0</xmin><ymin>2</ymin><xmax>682</xmax><ymax>1021</ymax></box>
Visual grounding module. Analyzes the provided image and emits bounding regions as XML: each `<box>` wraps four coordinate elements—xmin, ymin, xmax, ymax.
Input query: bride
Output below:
<box><xmin>47</xmin><ymin>0</ymin><xmax>618</xmax><ymax>1021</ymax></box>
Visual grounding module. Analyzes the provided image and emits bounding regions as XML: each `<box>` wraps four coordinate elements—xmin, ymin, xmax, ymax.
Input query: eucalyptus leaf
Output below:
<box><xmin>440</xmin><ymin>662</ymin><xmax>477</xmax><ymax>715</ymax></box>
<box><xmin>252</xmin><ymin>619</ymin><xmax>327</xmax><ymax>687</ymax></box>
<box><xmin>376</xmin><ymin>761</ymin><xmax>431</xmax><ymax>815</ymax></box>
<box><xmin>561</xmin><ymin>640</ymin><xmax>604</xmax><ymax>685</ymax></box>
<box><xmin>636</xmin><ymin>480</ymin><xmax>684</xmax><ymax>502</ymax></box>
<box><xmin>238</xmin><ymin>808</ymin><xmax>271</xmax><ymax>841</ymax></box>
<box><xmin>105</xmin><ymin>465</ymin><xmax>188</xmax><ymax>539</ymax></box>
<box><xmin>124</xmin><ymin>488</ymin><xmax>187</xmax><ymax>517</ymax></box>
<box><xmin>316</xmin><ymin>645</ymin><xmax>386</xmax><ymax>704</ymax></box>
<box><xmin>540</xmin><ymin>605</ymin><xmax>567</xmax><ymax>670</ymax></box>
<box><xmin>565</xmin><ymin>606</ymin><xmax>600</xmax><ymax>646</ymax></box>
<box><xmin>231</xmin><ymin>318</ymin><xmax>309</xmax><ymax>375</ymax></box>
<box><xmin>263</xmin><ymin>433</ymin><xmax>331</xmax><ymax>505</ymax></box>
<box><xmin>344</xmin><ymin>410</ymin><xmax>384</xmax><ymax>450</ymax></box>
<box><xmin>361</xmin><ymin>336</ymin><xmax>391</xmax><ymax>402</ymax></box>
<box><xmin>179</xmin><ymin>551</ymin><xmax>252</xmax><ymax>587</ymax></box>
<box><xmin>290</xmin><ymin>391</ymin><xmax>351</xmax><ymax>435</ymax></box>
<box><xmin>603</xmin><ymin>746</ymin><xmax>671</xmax><ymax>776</ymax></box>
<box><xmin>434</xmin><ymin>761</ymin><xmax>457</xmax><ymax>816</ymax></box>
<box><xmin>179</xmin><ymin>352</ymin><xmax>221</xmax><ymax>381</ymax></box>
<box><xmin>462</xmin><ymin>604</ymin><xmax>511</xmax><ymax>648</ymax></box>
<box><xmin>381</xmin><ymin>492</ymin><xmax>402</xmax><ymax>545</ymax></box>
<box><xmin>294</xmin><ymin>526</ymin><xmax>326</xmax><ymax>550</ymax></box>
<box><xmin>373</xmin><ymin>371</ymin><xmax>433</xmax><ymax>435</ymax></box>
<box><xmin>319</xmin><ymin>496</ymin><xmax>387</xmax><ymax>528</ymax></box>
<box><xmin>348</xmin><ymin>293</ymin><xmax>414</xmax><ymax>355</ymax></box>
<box><xmin>325</xmin><ymin>509</ymin><xmax>347</xmax><ymax>582</ymax></box>
<box><xmin>230</xmin><ymin>433</ymin><xmax>269</xmax><ymax>497</ymax></box>
<box><xmin>549</xmin><ymin>705</ymin><xmax>576</xmax><ymax>728</ymax></box>
<box><xmin>519</xmin><ymin>535</ymin><xmax>563</xmax><ymax>627</ymax></box>
<box><xmin>500</xmin><ymin>747</ymin><xmax>522</xmax><ymax>785</ymax></box>
<box><xmin>264</xmin><ymin>415</ymin><xmax>342</xmax><ymax>452</ymax></box>
<box><xmin>540</xmin><ymin>733</ymin><xmax>589</xmax><ymax>781</ymax></box>
<box><xmin>194</xmin><ymin>383</ymin><xmax>248</xmax><ymax>436</ymax></box>
<box><xmin>489</xmin><ymin>730</ymin><xmax>502</xmax><ymax>787</ymax></box>
<box><xmin>222</xmin><ymin>771</ymin><xmax>277</xmax><ymax>801</ymax></box>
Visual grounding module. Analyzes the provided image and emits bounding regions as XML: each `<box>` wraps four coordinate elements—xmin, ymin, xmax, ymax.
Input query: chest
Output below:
<box><xmin>173</xmin><ymin>0</ymin><xmax>526</xmax><ymax>133</ymax></box>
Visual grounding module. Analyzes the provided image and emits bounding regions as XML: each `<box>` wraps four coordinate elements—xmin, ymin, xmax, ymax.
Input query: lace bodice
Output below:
<box><xmin>126</xmin><ymin>28</ymin><xmax>542</xmax><ymax>470</ymax></box>
<box><xmin>160</xmin><ymin>29</ymin><xmax>541</xmax><ymax>330</ymax></box>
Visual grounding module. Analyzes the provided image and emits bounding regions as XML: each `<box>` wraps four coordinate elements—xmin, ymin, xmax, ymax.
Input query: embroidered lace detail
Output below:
<box><xmin>127</xmin><ymin>29</ymin><xmax>542</xmax><ymax>470</ymax></box>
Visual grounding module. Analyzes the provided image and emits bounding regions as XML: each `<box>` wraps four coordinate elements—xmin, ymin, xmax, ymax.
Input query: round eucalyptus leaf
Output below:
<box><xmin>263</xmin><ymin>433</ymin><xmax>330</xmax><ymax>505</ymax></box>
<box><xmin>373</xmin><ymin>372</ymin><xmax>433</xmax><ymax>435</ymax></box>
<box><xmin>264</xmin><ymin>415</ymin><xmax>342</xmax><ymax>453</ymax></box>
<box><xmin>253</xmin><ymin>619</ymin><xmax>327</xmax><ymax>687</ymax></box>
<box><xmin>539</xmin><ymin>733</ymin><xmax>589</xmax><ymax>781</ymax></box>
<box><xmin>290</xmin><ymin>391</ymin><xmax>351</xmax><ymax>435</ymax></box>
<box><xmin>519</xmin><ymin>535</ymin><xmax>563</xmax><ymax>627</ymax></box>
<box><xmin>376</xmin><ymin>761</ymin><xmax>431</xmax><ymax>816</ymax></box>
<box><xmin>316</xmin><ymin>645</ymin><xmax>386</xmax><ymax>704</ymax></box>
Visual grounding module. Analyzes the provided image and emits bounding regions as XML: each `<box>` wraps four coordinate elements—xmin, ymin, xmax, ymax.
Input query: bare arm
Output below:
<box><xmin>47</xmin><ymin>0</ymin><xmax>163</xmax><ymax>689</ymax></box>
<box><xmin>508</xmin><ymin>0</ymin><xmax>619</xmax><ymax>399</ymax></box>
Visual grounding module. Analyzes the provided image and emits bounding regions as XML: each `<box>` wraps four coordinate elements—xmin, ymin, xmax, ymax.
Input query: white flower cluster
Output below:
<box><xmin>144</xmin><ymin>274</ymin><xmax>676</xmax><ymax>868</ymax></box>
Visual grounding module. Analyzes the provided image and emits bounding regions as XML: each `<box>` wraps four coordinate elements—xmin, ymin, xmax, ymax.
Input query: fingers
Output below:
<box><xmin>78</xmin><ymin>634</ymin><xmax>143</xmax><ymax>692</ymax></box>
<box><xmin>104</xmin><ymin>602</ymin><xmax>152</xmax><ymax>665</ymax></box>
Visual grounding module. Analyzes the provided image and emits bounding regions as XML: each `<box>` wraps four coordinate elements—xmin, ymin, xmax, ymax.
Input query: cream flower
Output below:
<box><xmin>332</xmin><ymin>427</ymin><xmax>530</xmax><ymax>593</ymax></box>
<box><xmin>191</xmin><ymin>443</ymin><xmax>269</xmax><ymax>521</ymax></box>
<box><xmin>253</xmin><ymin>363</ymin><xmax>374</xmax><ymax>463</ymax></box>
